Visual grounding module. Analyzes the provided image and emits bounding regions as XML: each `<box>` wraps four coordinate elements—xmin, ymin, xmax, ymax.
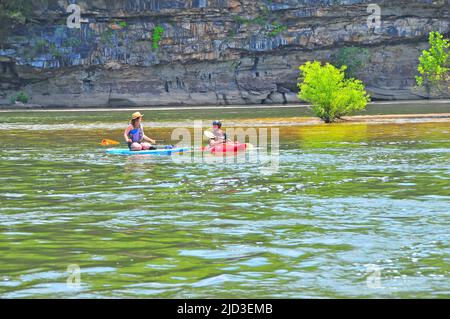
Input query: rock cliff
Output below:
<box><xmin>0</xmin><ymin>0</ymin><xmax>449</xmax><ymax>107</ymax></box>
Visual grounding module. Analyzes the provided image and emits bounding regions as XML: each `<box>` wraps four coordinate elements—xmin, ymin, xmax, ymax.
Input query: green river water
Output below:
<box><xmin>0</xmin><ymin>105</ymin><xmax>449</xmax><ymax>298</ymax></box>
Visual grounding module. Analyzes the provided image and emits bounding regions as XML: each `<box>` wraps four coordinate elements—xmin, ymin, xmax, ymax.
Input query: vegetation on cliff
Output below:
<box><xmin>232</xmin><ymin>2</ymin><xmax>288</xmax><ymax>38</ymax></box>
<box><xmin>152</xmin><ymin>25</ymin><xmax>165</xmax><ymax>50</ymax></box>
<box><xmin>332</xmin><ymin>46</ymin><xmax>370</xmax><ymax>78</ymax></box>
<box><xmin>416</xmin><ymin>31</ymin><xmax>450</xmax><ymax>97</ymax></box>
<box><xmin>0</xmin><ymin>0</ymin><xmax>33</xmax><ymax>47</ymax></box>
<box><xmin>297</xmin><ymin>61</ymin><xmax>370</xmax><ymax>123</ymax></box>
<box><xmin>0</xmin><ymin>0</ymin><xmax>32</xmax><ymax>24</ymax></box>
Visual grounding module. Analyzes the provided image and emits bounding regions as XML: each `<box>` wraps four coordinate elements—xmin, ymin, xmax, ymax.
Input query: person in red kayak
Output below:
<box><xmin>124</xmin><ymin>112</ymin><xmax>157</xmax><ymax>151</ymax></box>
<box><xmin>209</xmin><ymin>120</ymin><xmax>228</xmax><ymax>147</ymax></box>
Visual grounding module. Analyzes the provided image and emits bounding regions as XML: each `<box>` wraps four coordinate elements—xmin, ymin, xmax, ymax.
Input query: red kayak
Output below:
<box><xmin>203</xmin><ymin>142</ymin><xmax>247</xmax><ymax>153</ymax></box>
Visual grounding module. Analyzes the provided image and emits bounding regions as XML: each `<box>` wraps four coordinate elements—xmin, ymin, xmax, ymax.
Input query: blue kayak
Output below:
<box><xmin>106</xmin><ymin>147</ymin><xmax>191</xmax><ymax>156</ymax></box>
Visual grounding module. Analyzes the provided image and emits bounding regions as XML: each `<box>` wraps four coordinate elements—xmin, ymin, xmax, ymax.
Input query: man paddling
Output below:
<box><xmin>124</xmin><ymin>112</ymin><xmax>157</xmax><ymax>151</ymax></box>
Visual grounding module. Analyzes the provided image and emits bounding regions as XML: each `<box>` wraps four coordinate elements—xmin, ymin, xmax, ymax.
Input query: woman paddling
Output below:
<box><xmin>124</xmin><ymin>112</ymin><xmax>156</xmax><ymax>151</ymax></box>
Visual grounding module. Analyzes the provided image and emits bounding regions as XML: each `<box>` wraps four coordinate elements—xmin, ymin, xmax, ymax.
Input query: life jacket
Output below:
<box><xmin>128</xmin><ymin>124</ymin><xmax>144</xmax><ymax>143</ymax></box>
<box><xmin>212</xmin><ymin>129</ymin><xmax>227</xmax><ymax>142</ymax></box>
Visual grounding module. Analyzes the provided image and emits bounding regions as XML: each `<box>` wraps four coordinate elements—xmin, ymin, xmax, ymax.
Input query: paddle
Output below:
<box><xmin>101</xmin><ymin>139</ymin><xmax>120</xmax><ymax>146</ymax></box>
<box><xmin>101</xmin><ymin>138</ymin><xmax>164</xmax><ymax>146</ymax></box>
<box><xmin>204</xmin><ymin>131</ymin><xmax>215</xmax><ymax>139</ymax></box>
<box><xmin>204</xmin><ymin>130</ymin><xmax>233</xmax><ymax>142</ymax></box>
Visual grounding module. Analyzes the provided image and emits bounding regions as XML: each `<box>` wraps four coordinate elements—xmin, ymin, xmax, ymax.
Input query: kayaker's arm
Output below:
<box><xmin>140</xmin><ymin>124</ymin><xmax>156</xmax><ymax>144</ymax></box>
<box><xmin>143</xmin><ymin>134</ymin><xmax>156</xmax><ymax>144</ymax></box>
<box><xmin>124</xmin><ymin>125</ymin><xmax>132</xmax><ymax>143</ymax></box>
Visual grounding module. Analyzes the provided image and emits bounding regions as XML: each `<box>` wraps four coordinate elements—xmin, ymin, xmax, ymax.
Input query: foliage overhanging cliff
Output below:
<box><xmin>0</xmin><ymin>0</ymin><xmax>449</xmax><ymax>107</ymax></box>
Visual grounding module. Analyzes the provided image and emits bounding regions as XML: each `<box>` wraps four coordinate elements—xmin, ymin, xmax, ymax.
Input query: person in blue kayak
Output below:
<box><xmin>208</xmin><ymin>120</ymin><xmax>228</xmax><ymax>147</ymax></box>
<box><xmin>124</xmin><ymin>112</ymin><xmax>157</xmax><ymax>151</ymax></box>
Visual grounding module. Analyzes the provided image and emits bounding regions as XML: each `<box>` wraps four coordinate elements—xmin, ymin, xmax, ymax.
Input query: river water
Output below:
<box><xmin>0</xmin><ymin>106</ymin><xmax>449</xmax><ymax>298</ymax></box>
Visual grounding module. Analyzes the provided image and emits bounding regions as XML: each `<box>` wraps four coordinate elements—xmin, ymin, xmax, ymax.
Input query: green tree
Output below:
<box><xmin>416</xmin><ymin>31</ymin><xmax>450</xmax><ymax>97</ymax></box>
<box><xmin>297</xmin><ymin>61</ymin><xmax>370</xmax><ymax>123</ymax></box>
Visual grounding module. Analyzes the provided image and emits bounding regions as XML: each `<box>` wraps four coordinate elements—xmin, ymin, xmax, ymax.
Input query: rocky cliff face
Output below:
<box><xmin>0</xmin><ymin>0</ymin><xmax>449</xmax><ymax>107</ymax></box>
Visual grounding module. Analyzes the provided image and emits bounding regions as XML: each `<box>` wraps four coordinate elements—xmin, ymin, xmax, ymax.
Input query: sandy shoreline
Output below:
<box><xmin>0</xmin><ymin>99</ymin><xmax>449</xmax><ymax>112</ymax></box>
<box><xmin>340</xmin><ymin>113</ymin><xmax>450</xmax><ymax>122</ymax></box>
<box><xmin>1</xmin><ymin>100</ymin><xmax>449</xmax><ymax>129</ymax></box>
<box><xmin>1</xmin><ymin>114</ymin><xmax>449</xmax><ymax>131</ymax></box>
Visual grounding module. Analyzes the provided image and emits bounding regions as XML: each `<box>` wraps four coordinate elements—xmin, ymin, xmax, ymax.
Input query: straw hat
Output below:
<box><xmin>131</xmin><ymin>112</ymin><xmax>143</xmax><ymax>120</ymax></box>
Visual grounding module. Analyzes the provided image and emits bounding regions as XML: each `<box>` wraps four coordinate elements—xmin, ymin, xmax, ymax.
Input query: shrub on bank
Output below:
<box><xmin>297</xmin><ymin>61</ymin><xmax>370</xmax><ymax>123</ymax></box>
<box><xmin>10</xmin><ymin>91</ymin><xmax>29</xmax><ymax>104</ymax></box>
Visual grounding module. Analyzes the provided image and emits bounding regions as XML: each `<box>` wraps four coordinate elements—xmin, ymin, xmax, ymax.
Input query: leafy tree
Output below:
<box><xmin>416</xmin><ymin>31</ymin><xmax>450</xmax><ymax>97</ymax></box>
<box><xmin>297</xmin><ymin>61</ymin><xmax>370</xmax><ymax>123</ymax></box>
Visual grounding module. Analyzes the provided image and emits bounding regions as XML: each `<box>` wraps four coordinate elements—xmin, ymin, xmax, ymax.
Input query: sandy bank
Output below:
<box><xmin>0</xmin><ymin>99</ymin><xmax>449</xmax><ymax>112</ymax></box>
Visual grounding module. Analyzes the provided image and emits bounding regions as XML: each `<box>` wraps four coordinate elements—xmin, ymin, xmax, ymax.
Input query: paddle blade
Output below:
<box><xmin>204</xmin><ymin>131</ymin><xmax>215</xmax><ymax>139</ymax></box>
<box><xmin>101</xmin><ymin>139</ymin><xmax>120</xmax><ymax>146</ymax></box>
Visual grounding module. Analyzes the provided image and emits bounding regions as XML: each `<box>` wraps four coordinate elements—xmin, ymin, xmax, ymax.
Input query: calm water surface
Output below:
<box><xmin>0</xmin><ymin>107</ymin><xmax>449</xmax><ymax>298</ymax></box>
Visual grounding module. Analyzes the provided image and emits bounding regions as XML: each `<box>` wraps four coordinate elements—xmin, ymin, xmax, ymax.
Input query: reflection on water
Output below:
<box><xmin>0</xmin><ymin>110</ymin><xmax>449</xmax><ymax>298</ymax></box>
